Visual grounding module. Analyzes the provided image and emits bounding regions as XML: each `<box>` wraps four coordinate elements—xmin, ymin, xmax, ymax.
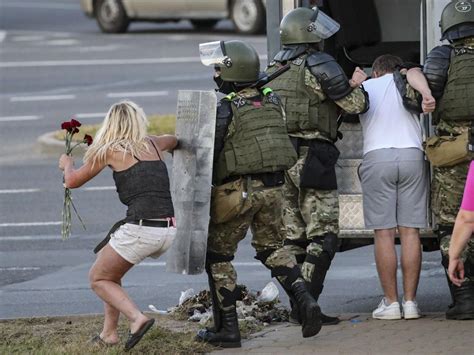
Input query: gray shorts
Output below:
<box><xmin>359</xmin><ymin>148</ymin><xmax>428</xmax><ymax>230</ymax></box>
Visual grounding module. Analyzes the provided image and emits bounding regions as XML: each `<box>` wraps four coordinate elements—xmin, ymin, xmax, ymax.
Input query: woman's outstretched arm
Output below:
<box><xmin>59</xmin><ymin>154</ymin><xmax>107</xmax><ymax>188</ymax></box>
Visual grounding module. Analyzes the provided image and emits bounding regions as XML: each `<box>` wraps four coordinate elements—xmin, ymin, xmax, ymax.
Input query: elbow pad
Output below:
<box><xmin>393</xmin><ymin>70</ymin><xmax>422</xmax><ymax>114</ymax></box>
<box><xmin>307</xmin><ymin>52</ymin><xmax>352</xmax><ymax>100</ymax></box>
<box><xmin>423</xmin><ymin>45</ymin><xmax>451</xmax><ymax>99</ymax></box>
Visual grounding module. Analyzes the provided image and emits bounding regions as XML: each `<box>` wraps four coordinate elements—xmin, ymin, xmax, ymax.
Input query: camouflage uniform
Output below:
<box><xmin>424</xmin><ymin>34</ymin><xmax>474</xmax><ymax>319</ymax></box>
<box><xmin>279</xmin><ymin>66</ymin><xmax>367</xmax><ymax>289</ymax></box>
<box><xmin>208</xmin><ymin>179</ymin><xmax>297</xmax><ymax>300</ymax></box>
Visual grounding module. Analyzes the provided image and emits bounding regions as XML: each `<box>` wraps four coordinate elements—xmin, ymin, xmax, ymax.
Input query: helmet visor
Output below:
<box><xmin>308</xmin><ymin>8</ymin><xmax>340</xmax><ymax>39</ymax></box>
<box><xmin>199</xmin><ymin>41</ymin><xmax>232</xmax><ymax>67</ymax></box>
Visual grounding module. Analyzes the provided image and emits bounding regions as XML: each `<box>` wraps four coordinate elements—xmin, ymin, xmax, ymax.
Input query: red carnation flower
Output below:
<box><xmin>70</xmin><ymin>119</ymin><xmax>82</xmax><ymax>128</ymax></box>
<box><xmin>83</xmin><ymin>134</ymin><xmax>93</xmax><ymax>146</ymax></box>
<box><xmin>61</xmin><ymin>121</ymin><xmax>73</xmax><ymax>132</ymax></box>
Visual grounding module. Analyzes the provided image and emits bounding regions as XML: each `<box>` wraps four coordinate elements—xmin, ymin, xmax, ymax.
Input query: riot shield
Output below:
<box><xmin>166</xmin><ymin>90</ymin><xmax>217</xmax><ymax>275</ymax></box>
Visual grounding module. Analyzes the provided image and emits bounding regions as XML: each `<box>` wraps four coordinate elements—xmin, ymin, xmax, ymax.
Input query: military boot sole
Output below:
<box><xmin>290</xmin><ymin>307</ymin><xmax>339</xmax><ymax>326</ymax></box>
<box><xmin>301</xmin><ymin>304</ymin><xmax>322</xmax><ymax>338</ymax></box>
<box><xmin>195</xmin><ymin>329</ymin><xmax>242</xmax><ymax>348</ymax></box>
<box><xmin>446</xmin><ymin>312</ymin><xmax>474</xmax><ymax>320</ymax></box>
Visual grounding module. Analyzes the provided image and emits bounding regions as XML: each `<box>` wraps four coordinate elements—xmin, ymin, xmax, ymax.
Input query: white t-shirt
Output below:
<box><xmin>359</xmin><ymin>73</ymin><xmax>423</xmax><ymax>155</ymax></box>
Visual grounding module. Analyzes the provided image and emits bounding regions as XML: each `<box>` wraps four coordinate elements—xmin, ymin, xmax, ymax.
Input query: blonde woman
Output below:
<box><xmin>58</xmin><ymin>100</ymin><xmax>178</xmax><ymax>350</ymax></box>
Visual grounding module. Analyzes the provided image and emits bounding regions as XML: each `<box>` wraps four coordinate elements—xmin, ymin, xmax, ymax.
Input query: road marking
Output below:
<box><xmin>0</xmin><ymin>189</ymin><xmax>40</xmax><ymax>194</ymax></box>
<box><xmin>0</xmin><ymin>31</ymin><xmax>6</xmax><ymax>43</ymax></box>
<box><xmin>1</xmin><ymin>2</ymin><xmax>79</xmax><ymax>10</ymax></box>
<box><xmin>83</xmin><ymin>186</ymin><xmax>116</xmax><ymax>191</ymax></box>
<box><xmin>140</xmin><ymin>261</ymin><xmax>262</xmax><ymax>267</ymax></box>
<box><xmin>107</xmin><ymin>91</ymin><xmax>168</xmax><ymax>98</ymax></box>
<box><xmin>0</xmin><ymin>222</ymin><xmax>62</xmax><ymax>227</ymax></box>
<box><xmin>0</xmin><ymin>115</ymin><xmax>42</xmax><ymax>122</ymax></box>
<box><xmin>10</xmin><ymin>95</ymin><xmax>75</xmax><ymax>102</ymax></box>
<box><xmin>0</xmin><ymin>267</ymin><xmax>40</xmax><ymax>271</ymax></box>
<box><xmin>75</xmin><ymin>113</ymin><xmax>107</xmax><ymax>119</ymax></box>
<box><xmin>0</xmin><ymin>57</ymin><xmax>202</xmax><ymax>68</ymax></box>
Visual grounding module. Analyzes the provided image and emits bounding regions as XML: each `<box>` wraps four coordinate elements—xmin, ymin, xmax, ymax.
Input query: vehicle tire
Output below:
<box><xmin>191</xmin><ymin>19</ymin><xmax>219</xmax><ymax>31</ymax></box>
<box><xmin>95</xmin><ymin>0</ymin><xmax>130</xmax><ymax>33</ymax></box>
<box><xmin>230</xmin><ymin>0</ymin><xmax>265</xmax><ymax>34</ymax></box>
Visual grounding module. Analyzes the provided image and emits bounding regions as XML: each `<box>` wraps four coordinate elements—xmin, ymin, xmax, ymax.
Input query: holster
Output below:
<box><xmin>298</xmin><ymin>139</ymin><xmax>339</xmax><ymax>190</ymax></box>
<box><xmin>210</xmin><ymin>178</ymin><xmax>252</xmax><ymax>224</ymax></box>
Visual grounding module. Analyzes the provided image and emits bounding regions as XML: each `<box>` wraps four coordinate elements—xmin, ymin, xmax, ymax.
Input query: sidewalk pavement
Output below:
<box><xmin>214</xmin><ymin>313</ymin><xmax>473</xmax><ymax>354</ymax></box>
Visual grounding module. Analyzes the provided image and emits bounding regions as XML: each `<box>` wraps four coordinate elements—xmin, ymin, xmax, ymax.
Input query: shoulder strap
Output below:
<box><xmin>149</xmin><ymin>138</ymin><xmax>163</xmax><ymax>160</ymax></box>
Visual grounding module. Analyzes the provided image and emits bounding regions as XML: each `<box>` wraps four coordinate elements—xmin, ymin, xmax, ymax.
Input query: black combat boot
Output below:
<box><xmin>196</xmin><ymin>306</ymin><xmax>241</xmax><ymax>348</ymax></box>
<box><xmin>289</xmin><ymin>301</ymin><xmax>340</xmax><ymax>325</ymax></box>
<box><xmin>446</xmin><ymin>282</ymin><xmax>474</xmax><ymax>320</ymax></box>
<box><xmin>444</xmin><ymin>257</ymin><xmax>474</xmax><ymax>320</ymax></box>
<box><xmin>295</xmin><ymin>237</ymin><xmax>340</xmax><ymax>325</ymax></box>
<box><xmin>291</xmin><ymin>281</ymin><xmax>322</xmax><ymax>338</ymax></box>
<box><xmin>196</xmin><ymin>277</ymin><xmax>241</xmax><ymax>348</ymax></box>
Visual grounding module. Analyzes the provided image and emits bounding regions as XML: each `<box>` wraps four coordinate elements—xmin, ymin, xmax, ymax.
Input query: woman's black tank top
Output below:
<box><xmin>112</xmin><ymin>140</ymin><xmax>174</xmax><ymax>222</ymax></box>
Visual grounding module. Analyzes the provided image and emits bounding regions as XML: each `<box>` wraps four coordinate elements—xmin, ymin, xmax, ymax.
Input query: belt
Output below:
<box><xmin>129</xmin><ymin>219</ymin><xmax>170</xmax><ymax>227</ymax></box>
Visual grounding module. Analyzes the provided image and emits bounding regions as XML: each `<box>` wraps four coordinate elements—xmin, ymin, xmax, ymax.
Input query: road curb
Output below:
<box><xmin>37</xmin><ymin>131</ymin><xmax>87</xmax><ymax>156</ymax></box>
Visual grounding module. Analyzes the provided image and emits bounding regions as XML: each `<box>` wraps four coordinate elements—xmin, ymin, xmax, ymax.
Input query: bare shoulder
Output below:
<box><xmin>148</xmin><ymin>134</ymin><xmax>178</xmax><ymax>152</ymax></box>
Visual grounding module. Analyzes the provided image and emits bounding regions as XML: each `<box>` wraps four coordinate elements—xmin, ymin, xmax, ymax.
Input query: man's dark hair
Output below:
<box><xmin>372</xmin><ymin>54</ymin><xmax>403</xmax><ymax>75</ymax></box>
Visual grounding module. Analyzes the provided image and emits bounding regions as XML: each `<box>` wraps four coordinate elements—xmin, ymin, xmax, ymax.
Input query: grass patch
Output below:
<box><xmin>54</xmin><ymin>114</ymin><xmax>176</xmax><ymax>142</ymax></box>
<box><xmin>0</xmin><ymin>314</ymin><xmax>213</xmax><ymax>355</ymax></box>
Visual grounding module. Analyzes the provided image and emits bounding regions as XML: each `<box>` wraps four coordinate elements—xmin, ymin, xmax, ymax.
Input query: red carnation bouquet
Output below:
<box><xmin>61</xmin><ymin>118</ymin><xmax>93</xmax><ymax>239</ymax></box>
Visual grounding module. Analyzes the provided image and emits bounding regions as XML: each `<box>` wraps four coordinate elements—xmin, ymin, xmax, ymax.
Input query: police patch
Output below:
<box><xmin>455</xmin><ymin>1</ymin><xmax>471</xmax><ymax>12</ymax></box>
<box><xmin>232</xmin><ymin>97</ymin><xmax>247</xmax><ymax>108</ymax></box>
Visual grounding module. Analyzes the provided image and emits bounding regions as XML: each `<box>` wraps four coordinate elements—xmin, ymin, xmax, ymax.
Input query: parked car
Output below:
<box><xmin>80</xmin><ymin>0</ymin><xmax>266</xmax><ymax>34</ymax></box>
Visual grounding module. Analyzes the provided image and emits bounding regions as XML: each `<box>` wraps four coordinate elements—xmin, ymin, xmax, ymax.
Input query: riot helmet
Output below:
<box><xmin>199</xmin><ymin>40</ymin><xmax>260</xmax><ymax>82</ymax></box>
<box><xmin>440</xmin><ymin>1</ymin><xmax>474</xmax><ymax>41</ymax></box>
<box><xmin>280</xmin><ymin>7</ymin><xmax>340</xmax><ymax>45</ymax></box>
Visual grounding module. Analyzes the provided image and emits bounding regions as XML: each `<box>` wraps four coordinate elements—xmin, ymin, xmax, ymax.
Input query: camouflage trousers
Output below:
<box><xmin>432</xmin><ymin>161</ymin><xmax>470</xmax><ymax>225</ymax></box>
<box><xmin>440</xmin><ymin>235</ymin><xmax>474</xmax><ymax>283</ymax></box>
<box><xmin>207</xmin><ymin>180</ymin><xmax>297</xmax><ymax>305</ymax></box>
<box><xmin>282</xmin><ymin>146</ymin><xmax>339</xmax><ymax>283</ymax></box>
<box><xmin>434</xmin><ymin>160</ymin><xmax>474</xmax><ymax>283</ymax></box>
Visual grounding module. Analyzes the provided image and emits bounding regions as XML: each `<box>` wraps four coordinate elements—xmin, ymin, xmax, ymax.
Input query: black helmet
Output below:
<box><xmin>199</xmin><ymin>40</ymin><xmax>260</xmax><ymax>82</ymax></box>
<box><xmin>440</xmin><ymin>1</ymin><xmax>474</xmax><ymax>41</ymax></box>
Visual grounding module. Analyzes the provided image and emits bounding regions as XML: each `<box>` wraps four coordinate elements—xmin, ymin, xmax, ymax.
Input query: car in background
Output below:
<box><xmin>80</xmin><ymin>0</ymin><xmax>266</xmax><ymax>34</ymax></box>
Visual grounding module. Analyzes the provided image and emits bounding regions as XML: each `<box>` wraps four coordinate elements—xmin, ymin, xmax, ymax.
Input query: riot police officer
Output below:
<box><xmin>197</xmin><ymin>40</ymin><xmax>323</xmax><ymax>348</ymax></box>
<box><xmin>423</xmin><ymin>0</ymin><xmax>474</xmax><ymax>320</ymax></box>
<box><xmin>266</xmin><ymin>7</ymin><xmax>369</xmax><ymax>325</ymax></box>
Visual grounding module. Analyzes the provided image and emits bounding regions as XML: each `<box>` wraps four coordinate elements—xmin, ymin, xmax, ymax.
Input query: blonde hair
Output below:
<box><xmin>84</xmin><ymin>100</ymin><xmax>149</xmax><ymax>166</ymax></box>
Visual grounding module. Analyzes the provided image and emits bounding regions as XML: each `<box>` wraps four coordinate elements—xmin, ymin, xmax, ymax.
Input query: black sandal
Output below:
<box><xmin>124</xmin><ymin>318</ymin><xmax>155</xmax><ymax>351</ymax></box>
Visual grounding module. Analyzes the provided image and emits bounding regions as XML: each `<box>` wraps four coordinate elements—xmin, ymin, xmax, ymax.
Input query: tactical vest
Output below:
<box><xmin>215</xmin><ymin>89</ymin><xmax>297</xmax><ymax>183</ymax></box>
<box><xmin>436</xmin><ymin>50</ymin><xmax>474</xmax><ymax>124</ymax></box>
<box><xmin>268</xmin><ymin>54</ymin><xmax>339</xmax><ymax>140</ymax></box>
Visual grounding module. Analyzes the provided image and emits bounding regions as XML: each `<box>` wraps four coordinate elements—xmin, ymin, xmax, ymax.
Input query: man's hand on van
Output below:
<box><xmin>349</xmin><ymin>67</ymin><xmax>367</xmax><ymax>88</ymax></box>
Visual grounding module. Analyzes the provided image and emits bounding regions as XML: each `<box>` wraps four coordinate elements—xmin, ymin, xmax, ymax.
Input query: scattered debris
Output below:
<box><xmin>149</xmin><ymin>282</ymin><xmax>290</xmax><ymax>330</ymax></box>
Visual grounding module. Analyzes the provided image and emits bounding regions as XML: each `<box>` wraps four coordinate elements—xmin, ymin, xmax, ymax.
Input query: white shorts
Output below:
<box><xmin>109</xmin><ymin>223</ymin><xmax>176</xmax><ymax>265</ymax></box>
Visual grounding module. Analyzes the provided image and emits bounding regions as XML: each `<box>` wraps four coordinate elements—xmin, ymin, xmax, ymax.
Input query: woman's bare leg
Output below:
<box><xmin>89</xmin><ymin>245</ymin><xmax>151</xmax><ymax>334</ymax></box>
<box><xmin>100</xmin><ymin>302</ymin><xmax>120</xmax><ymax>344</ymax></box>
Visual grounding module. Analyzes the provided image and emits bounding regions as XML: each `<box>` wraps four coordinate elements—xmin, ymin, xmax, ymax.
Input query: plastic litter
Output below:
<box><xmin>179</xmin><ymin>288</ymin><xmax>195</xmax><ymax>306</ymax></box>
<box><xmin>148</xmin><ymin>304</ymin><xmax>168</xmax><ymax>314</ymax></box>
<box><xmin>257</xmin><ymin>282</ymin><xmax>279</xmax><ymax>303</ymax></box>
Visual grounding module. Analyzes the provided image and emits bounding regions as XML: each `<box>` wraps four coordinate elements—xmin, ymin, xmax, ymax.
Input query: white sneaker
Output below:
<box><xmin>402</xmin><ymin>299</ymin><xmax>421</xmax><ymax>319</ymax></box>
<box><xmin>372</xmin><ymin>298</ymin><xmax>401</xmax><ymax>320</ymax></box>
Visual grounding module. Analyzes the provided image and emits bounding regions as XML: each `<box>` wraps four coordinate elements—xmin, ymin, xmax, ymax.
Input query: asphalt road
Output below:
<box><xmin>0</xmin><ymin>0</ymin><xmax>450</xmax><ymax>319</ymax></box>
